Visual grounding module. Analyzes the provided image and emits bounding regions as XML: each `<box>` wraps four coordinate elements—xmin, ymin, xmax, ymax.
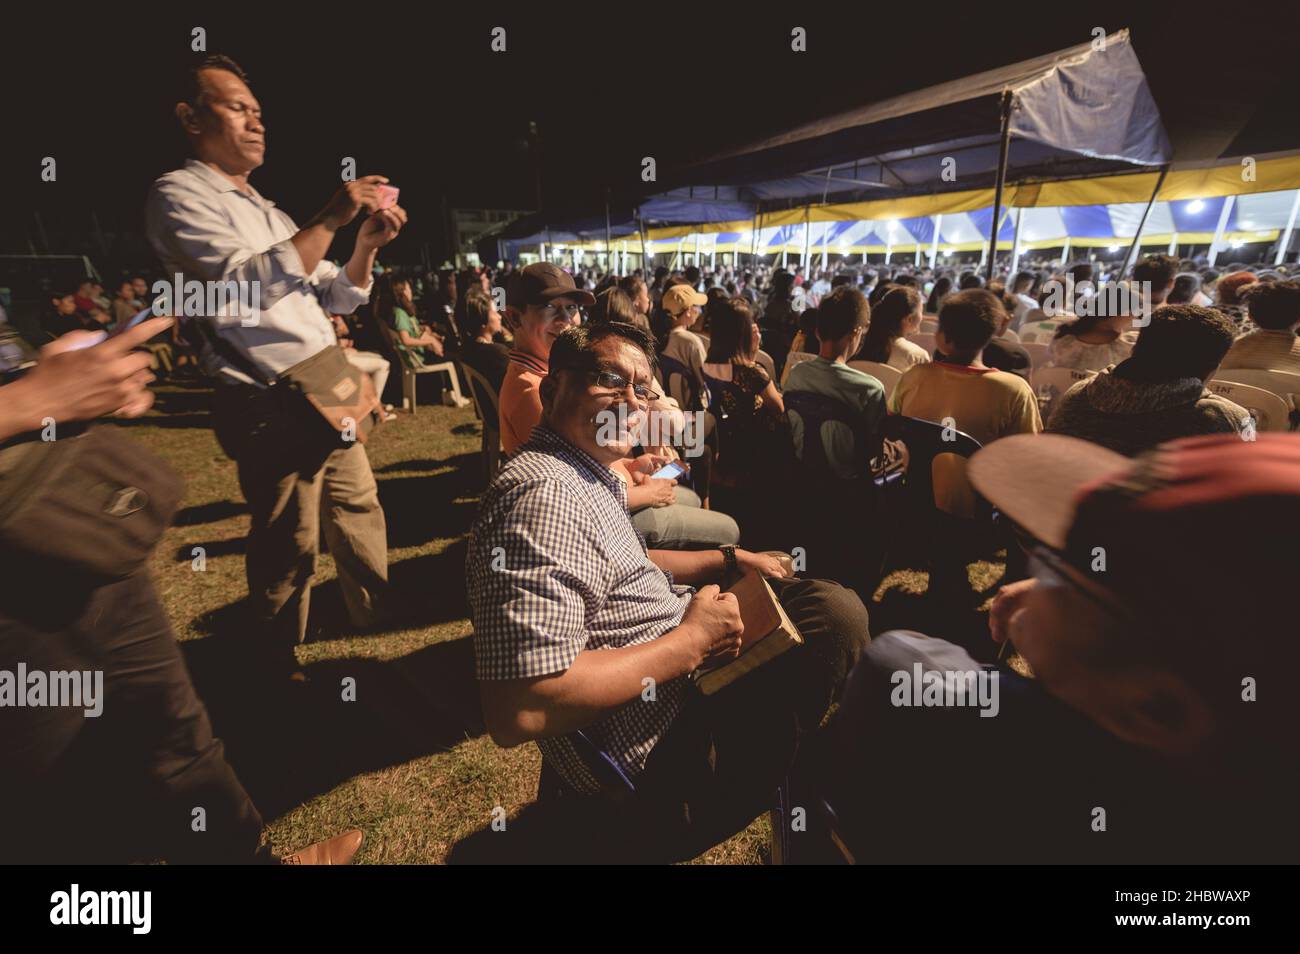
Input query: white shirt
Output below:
<box><xmin>145</xmin><ymin>159</ymin><xmax>371</xmax><ymax>386</ymax></box>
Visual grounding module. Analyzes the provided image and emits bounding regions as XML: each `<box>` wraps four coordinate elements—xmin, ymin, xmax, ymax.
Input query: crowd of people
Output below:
<box><xmin>4</xmin><ymin>52</ymin><xmax>1298</xmax><ymax>865</ymax></box>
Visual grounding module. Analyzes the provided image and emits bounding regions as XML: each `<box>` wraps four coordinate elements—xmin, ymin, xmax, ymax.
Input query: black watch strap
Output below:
<box><xmin>719</xmin><ymin>545</ymin><xmax>738</xmax><ymax>576</ymax></box>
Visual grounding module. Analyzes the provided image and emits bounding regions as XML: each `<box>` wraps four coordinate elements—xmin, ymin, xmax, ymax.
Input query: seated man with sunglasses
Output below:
<box><xmin>499</xmin><ymin>263</ymin><xmax>740</xmax><ymax>550</ymax></box>
<box><xmin>467</xmin><ymin>322</ymin><xmax>871</xmax><ymax>860</ymax></box>
<box><xmin>815</xmin><ymin>432</ymin><xmax>1298</xmax><ymax>863</ymax></box>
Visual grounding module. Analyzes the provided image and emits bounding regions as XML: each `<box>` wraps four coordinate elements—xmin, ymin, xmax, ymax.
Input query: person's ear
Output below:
<box><xmin>503</xmin><ymin>306</ymin><xmax>522</xmax><ymax>332</ymax></box>
<box><xmin>1088</xmin><ymin>667</ymin><xmax>1215</xmax><ymax>757</ymax></box>
<box><xmin>539</xmin><ymin>373</ymin><xmax>558</xmax><ymax>409</ymax></box>
<box><xmin>175</xmin><ymin>102</ymin><xmax>201</xmax><ymax>135</ymax></box>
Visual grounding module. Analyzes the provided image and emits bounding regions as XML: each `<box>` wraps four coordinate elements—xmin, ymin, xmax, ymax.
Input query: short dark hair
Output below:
<box><xmin>1133</xmin><ymin>254</ymin><xmax>1180</xmax><ymax>290</ymax></box>
<box><xmin>938</xmin><ymin>289</ymin><xmax>1002</xmax><ymax>354</ymax></box>
<box><xmin>1128</xmin><ymin>304</ymin><xmax>1236</xmax><ymax>380</ymax></box>
<box><xmin>1243</xmin><ymin>279</ymin><xmax>1300</xmax><ymax>331</ymax></box>
<box><xmin>548</xmin><ymin>322</ymin><xmax>658</xmax><ymax>380</ymax></box>
<box><xmin>958</xmin><ymin>271</ymin><xmax>985</xmax><ymax>290</ymax></box>
<box><xmin>183</xmin><ymin>54</ymin><xmax>250</xmax><ymax>108</ymax></box>
<box><xmin>816</xmin><ymin>286</ymin><xmax>870</xmax><ymax>342</ymax></box>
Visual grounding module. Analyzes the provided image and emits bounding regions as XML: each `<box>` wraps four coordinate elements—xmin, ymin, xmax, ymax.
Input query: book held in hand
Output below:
<box><xmin>693</xmin><ymin>571</ymin><xmax>803</xmax><ymax>695</ymax></box>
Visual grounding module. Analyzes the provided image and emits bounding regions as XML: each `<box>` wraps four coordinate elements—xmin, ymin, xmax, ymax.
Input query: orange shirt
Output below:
<box><xmin>499</xmin><ymin>351</ymin><xmax>548</xmax><ymax>455</ymax></box>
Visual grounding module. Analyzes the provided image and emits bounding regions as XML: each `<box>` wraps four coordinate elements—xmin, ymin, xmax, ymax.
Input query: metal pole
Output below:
<box><xmin>1119</xmin><ymin>165</ymin><xmax>1169</xmax><ymax>276</ymax></box>
<box><xmin>801</xmin><ymin>208</ymin><xmax>811</xmax><ymax>271</ymax></box>
<box><xmin>604</xmin><ymin>191</ymin><xmax>612</xmax><ymax>272</ymax></box>
<box><xmin>1009</xmin><ymin>207</ymin><xmax>1024</xmax><ymax>275</ymax></box>
<box><xmin>929</xmin><ymin>214</ymin><xmax>942</xmax><ymax>268</ymax></box>
<box><xmin>986</xmin><ymin>89</ymin><xmax>1014</xmax><ymax>282</ymax></box>
<box><xmin>1060</xmin><ymin>235</ymin><xmax>1071</xmax><ymax>266</ymax></box>
<box><xmin>1207</xmin><ymin>195</ymin><xmax>1236</xmax><ymax>267</ymax></box>
<box><xmin>638</xmin><ymin>210</ymin><xmax>649</xmax><ymax>273</ymax></box>
<box><xmin>1168</xmin><ymin>233</ymin><xmax>1178</xmax><ymax>256</ymax></box>
<box><xmin>1275</xmin><ymin>188</ymin><xmax>1300</xmax><ymax>265</ymax></box>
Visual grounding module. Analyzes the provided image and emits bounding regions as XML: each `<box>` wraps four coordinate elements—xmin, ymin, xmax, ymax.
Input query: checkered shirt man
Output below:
<box><xmin>467</xmin><ymin>424</ymin><xmax>695</xmax><ymax>794</ymax></box>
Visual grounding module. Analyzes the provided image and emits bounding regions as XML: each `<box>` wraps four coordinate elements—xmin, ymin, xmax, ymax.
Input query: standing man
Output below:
<box><xmin>146</xmin><ymin>55</ymin><xmax>407</xmax><ymax>679</ymax></box>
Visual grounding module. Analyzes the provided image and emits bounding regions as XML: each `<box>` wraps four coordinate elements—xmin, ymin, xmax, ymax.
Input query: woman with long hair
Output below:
<box><xmin>1047</xmin><ymin>283</ymin><xmax>1139</xmax><ymax>371</ymax></box>
<box><xmin>924</xmin><ymin>275</ymin><xmax>952</xmax><ymax>315</ymax></box>
<box><xmin>855</xmin><ymin>285</ymin><xmax>930</xmax><ymax>369</ymax></box>
<box><xmin>375</xmin><ymin>274</ymin><xmax>444</xmax><ymax>365</ymax></box>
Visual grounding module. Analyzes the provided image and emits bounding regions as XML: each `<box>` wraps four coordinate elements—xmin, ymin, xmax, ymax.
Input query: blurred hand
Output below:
<box><xmin>14</xmin><ymin>317</ymin><xmax>173</xmax><ymax>427</ymax></box>
<box><xmin>989</xmin><ymin>578</ymin><xmax>1039</xmax><ymax>644</ymax></box>
<box><xmin>642</xmin><ymin>477</ymin><xmax>676</xmax><ymax>507</ymax></box>
<box><xmin>680</xmin><ymin>584</ymin><xmax>744</xmax><ymax>667</ymax></box>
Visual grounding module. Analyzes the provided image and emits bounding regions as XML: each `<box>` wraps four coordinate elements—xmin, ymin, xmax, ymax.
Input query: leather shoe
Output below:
<box><xmin>281</xmin><ymin>829</ymin><xmax>363</xmax><ymax>865</ymax></box>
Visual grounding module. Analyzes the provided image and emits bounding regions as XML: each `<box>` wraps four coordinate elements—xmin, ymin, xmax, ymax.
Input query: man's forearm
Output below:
<box><xmin>290</xmin><ymin>221</ymin><xmax>337</xmax><ymax>277</ymax></box>
<box><xmin>485</xmin><ymin>627</ymin><xmax>700</xmax><ymax>745</ymax></box>
<box><xmin>649</xmin><ymin>548</ymin><xmax>725</xmax><ymax>585</ymax></box>
<box><xmin>346</xmin><ymin>243</ymin><xmax>376</xmax><ymax>290</ymax></box>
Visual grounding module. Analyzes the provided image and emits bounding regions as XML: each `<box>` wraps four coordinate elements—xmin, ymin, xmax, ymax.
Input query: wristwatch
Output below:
<box><xmin>719</xmin><ymin>545</ymin><xmax>738</xmax><ymax>577</ymax></box>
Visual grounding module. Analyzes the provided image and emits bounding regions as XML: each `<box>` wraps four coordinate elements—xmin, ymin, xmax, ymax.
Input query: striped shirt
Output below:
<box><xmin>466</xmin><ymin>424</ymin><xmax>693</xmax><ymax>793</ymax></box>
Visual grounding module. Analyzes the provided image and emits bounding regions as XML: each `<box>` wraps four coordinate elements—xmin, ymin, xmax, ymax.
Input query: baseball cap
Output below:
<box><xmin>661</xmin><ymin>284</ymin><xmax>707</xmax><ymax>316</ymax></box>
<box><xmin>506</xmin><ymin>263</ymin><xmax>596</xmax><ymax>310</ymax></box>
<box><xmin>968</xmin><ymin>432</ymin><xmax>1300</xmax><ymax>655</ymax></box>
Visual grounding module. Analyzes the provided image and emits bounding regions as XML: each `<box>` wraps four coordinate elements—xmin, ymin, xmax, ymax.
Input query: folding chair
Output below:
<box><xmin>1204</xmin><ymin>379</ymin><xmax>1291</xmax><ymax>433</ymax></box>
<box><xmin>1211</xmin><ymin>368</ymin><xmax>1300</xmax><ymax>429</ymax></box>
<box><xmin>377</xmin><ymin>319</ymin><xmax>466</xmax><ymax>414</ymax></box>
<box><xmin>1017</xmin><ymin>319</ymin><xmax>1065</xmax><ymax>344</ymax></box>
<box><xmin>459</xmin><ymin>362</ymin><xmax>503</xmax><ymax>482</ymax></box>
<box><xmin>847</xmin><ymin>360</ymin><xmax>903</xmax><ymax>401</ymax></box>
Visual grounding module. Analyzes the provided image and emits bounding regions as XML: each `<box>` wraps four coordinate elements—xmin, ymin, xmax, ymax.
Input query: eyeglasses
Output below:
<box><xmin>589</xmin><ymin>369</ymin><xmax>660</xmax><ymax>403</ymax></box>
<box><xmin>542</xmin><ymin>303</ymin><xmax>582</xmax><ymax>320</ymax></box>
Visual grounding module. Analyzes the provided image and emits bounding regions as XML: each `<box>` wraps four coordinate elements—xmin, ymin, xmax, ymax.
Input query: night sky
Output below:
<box><xmin>4</xmin><ymin>6</ymin><xmax>1299</xmax><ymax>268</ymax></box>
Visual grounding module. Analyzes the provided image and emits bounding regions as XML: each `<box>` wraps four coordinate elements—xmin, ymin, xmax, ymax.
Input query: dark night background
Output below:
<box><xmin>3</xmin><ymin>5</ymin><xmax>1300</xmax><ymax>271</ymax></box>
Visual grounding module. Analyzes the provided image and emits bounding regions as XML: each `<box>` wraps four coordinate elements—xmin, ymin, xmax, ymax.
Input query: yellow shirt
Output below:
<box><xmin>889</xmin><ymin>361</ymin><xmax>1042</xmax><ymax>515</ymax></box>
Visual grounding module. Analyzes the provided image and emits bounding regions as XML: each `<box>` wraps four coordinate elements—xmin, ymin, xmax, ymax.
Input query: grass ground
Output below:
<box><xmin>123</xmin><ymin>381</ymin><xmax>1004</xmax><ymax>864</ymax></box>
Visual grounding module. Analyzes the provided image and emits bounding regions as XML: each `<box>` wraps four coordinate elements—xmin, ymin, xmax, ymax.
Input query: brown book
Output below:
<box><xmin>694</xmin><ymin>572</ymin><xmax>803</xmax><ymax>695</ymax></box>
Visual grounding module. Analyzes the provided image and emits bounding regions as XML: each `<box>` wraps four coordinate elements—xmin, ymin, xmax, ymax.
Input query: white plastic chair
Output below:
<box><xmin>847</xmin><ymin>360</ymin><xmax>903</xmax><ymax>401</ymax></box>
<box><xmin>1204</xmin><ymin>380</ymin><xmax>1291</xmax><ymax>433</ymax></box>
<box><xmin>756</xmin><ymin>349</ymin><xmax>776</xmax><ymax>382</ymax></box>
<box><xmin>780</xmin><ymin>350</ymin><xmax>818</xmax><ymax>388</ymax></box>
<box><xmin>1018</xmin><ymin>320</ymin><xmax>1065</xmax><ymax>344</ymax></box>
<box><xmin>1211</xmin><ymin>368</ymin><xmax>1300</xmax><ymax>413</ymax></box>
<box><xmin>919</xmin><ymin>318</ymin><xmax>939</xmax><ymax>335</ymax></box>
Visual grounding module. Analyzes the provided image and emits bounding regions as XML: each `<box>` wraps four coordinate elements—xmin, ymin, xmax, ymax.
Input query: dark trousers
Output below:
<box><xmin>632</xmin><ymin>576</ymin><xmax>871</xmax><ymax>859</ymax></box>
<box><xmin>0</xmin><ymin>567</ymin><xmax>265</xmax><ymax>863</ymax></box>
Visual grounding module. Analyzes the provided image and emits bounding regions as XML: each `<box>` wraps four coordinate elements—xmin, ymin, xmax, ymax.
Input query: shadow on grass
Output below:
<box><xmin>174</xmin><ymin>499</ymin><xmax>247</xmax><ymax>526</ymax></box>
<box><xmin>181</xmin><ymin>631</ymin><xmax>484</xmax><ymax>822</ymax></box>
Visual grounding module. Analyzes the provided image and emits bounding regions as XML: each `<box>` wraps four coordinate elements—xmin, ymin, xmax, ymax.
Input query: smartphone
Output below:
<box><xmin>377</xmin><ymin>184</ymin><xmax>400</xmax><ymax>210</ymax></box>
<box><xmin>650</xmin><ymin>460</ymin><xmax>686</xmax><ymax>481</ymax></box>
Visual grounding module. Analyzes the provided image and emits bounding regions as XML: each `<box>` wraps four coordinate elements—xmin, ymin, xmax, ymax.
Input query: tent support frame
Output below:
<box><xmin>1119</xmin><ymin>164</ymin><xmax>1169</xmax><ymax>276</ymax></box>
<box><xmin>986</xmin><ymin>89</ymin><xmax>1014</xmax><ymax>281</ymax></box>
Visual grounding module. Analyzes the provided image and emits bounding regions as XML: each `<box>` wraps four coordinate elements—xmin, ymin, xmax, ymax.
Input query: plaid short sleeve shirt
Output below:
<box><xmin>467</xmin><ymin>425</ymin><xmax>694</xmax><ymax>794</ymax></box>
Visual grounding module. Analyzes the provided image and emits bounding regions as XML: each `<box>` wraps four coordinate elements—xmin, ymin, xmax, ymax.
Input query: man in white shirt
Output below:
<box><xmin>146</xmin><ymin>55</ymin><xmax>407</xmax><ymax>677</ymax></box>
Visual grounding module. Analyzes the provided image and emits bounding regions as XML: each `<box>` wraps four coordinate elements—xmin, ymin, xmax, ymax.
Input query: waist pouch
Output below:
<box><xmin>0</xmin><ymin>426</ymin><xmax>184</xmax><ymax>582</ymax></box>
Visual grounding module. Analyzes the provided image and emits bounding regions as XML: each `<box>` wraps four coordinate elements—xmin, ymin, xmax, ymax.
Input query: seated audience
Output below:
<box><xmin>785</xmin><ymin>286</ymin><xmax>886</xmax><ymax>480</ymax></box>
<box><xmin>702</xmin><ymin>296</ymin><xmax>789</xmax><ymax>471</ymax></box>
<box><xmin>1214</xmin><ymin>270</ymin><xmax>1259</xmax><ymax>328</ymax></box>
<box><xmin>1048</xmin><ymin>284</ymin><xmax>1140</xmax><ymax>372</ymax></box>
<box><xmin>378</xmin><ymin>274</ymin><xmax>445</xmax><ymax>366</ymax></box>
<box><xmin>1048</xmin><ymin>305</ymin><xmax>1249</xmax><ymax>455</ymax></box>
<box><xmin>934</xmin><ymin>289</ymin><xmax>1030</xmax><ymax>379</ymax></box>
<box><xmin>659</xmin><ymin>284</ymin><xmax>710</xmax><ymax>410</ymax></box>
<box><xmin>458</xmin><ymin>286</ymin><xmax>511</xmax><ymax>394</ymax></box>
<box><xmin>853</xmin><ymin>286</ymin><xmax>930</xmax><ymax>370</ymax></box>
<box><xmin>1218</xmin><ymin>279</ymin><xmax>1300</xmax><ymax>376</ymax></box>
<box><xmin>1131</xmin><ymin>253</ymin><xmax>1179</xmax><ymax>313</ymax></box>
<box><xmin>499</xmin><ymin>264</ymin><xmax>737</xmax><ymax>549</ymax></box>
<box><xmin>466</xmin><ymin>321</ymin><xmax>870</xmax><ymax>860</ymax></box>
<box><xmin>890</xmin><ymin>289</ymin><xmax>1042</xmax><ymax>517</ymax></box>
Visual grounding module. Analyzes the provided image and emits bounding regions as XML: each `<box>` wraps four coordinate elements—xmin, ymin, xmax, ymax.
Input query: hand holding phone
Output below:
<box><xmin>650</xmin><ymin>460</ymin><xmax>687</xmax><ymax>481</ymax></box>
<box><xmin>377</xmin><ymin>184</ymin><xmax>400</xmax><ymax>210</ymax></box>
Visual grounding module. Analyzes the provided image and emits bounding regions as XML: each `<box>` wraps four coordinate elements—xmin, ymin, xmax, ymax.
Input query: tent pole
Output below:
<box><xmin>604</xmin><ymin>191</ymin><xmax>612</xmax><ymax>272</ymax></box>
<box><xmin>1009</xmin><ymin>207</ymin><xmax>1024</xmax><ymax>275</ymax></box>
<box><xmin>986</xmin><ymin>89</ymin><xmax>1014</xmax><ymax>282</ymax></box>
<box><xmin>801</xmin><ymin>207</ymin><xmax>811</xmax><ymax>272</ymax></box>
<box><xmin>638</xmin><ymin>210</ymin><xmax>649</xmax><ymax>274</ymax></box>
<box><xmin>1060</xmin><ymin>235</ymin><xmax>1071</xmax><ymax>266</ymax></box>
<box><xmin>1275</xmin><ymin>188</ymin><xmax>1300</xmax><ymax>265</ymax></box>
<box><xmin>1119</xmin><ymin>165</ymin><xmax>1169</xmax><ymax>276</ymax></box>
<box><xmin>1207</xmin><ymin>195</ymin><xmax>1236</xmax><ymax>267</ymax></box>
<box><xmin>1168</xmin><ymin>233</ymin><xmax>1178</xmax><ymax>256</ymax></box>
<box><xmin>930</xmin><ymin>214</ymin><xmax>942</xmax><ymax>268</ymax></box>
